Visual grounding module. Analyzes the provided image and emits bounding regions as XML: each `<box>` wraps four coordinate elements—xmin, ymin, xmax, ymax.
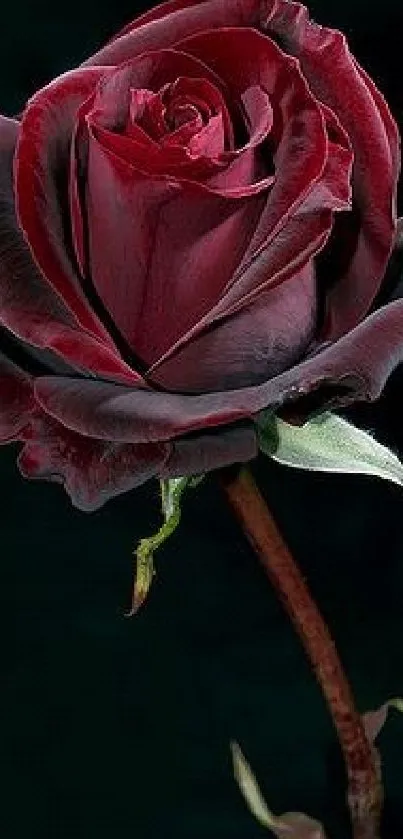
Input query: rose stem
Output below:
<box><xmin>218</xmin><ymin>466</ymin><xmax>382</xmax><ymax>839</ymax></box>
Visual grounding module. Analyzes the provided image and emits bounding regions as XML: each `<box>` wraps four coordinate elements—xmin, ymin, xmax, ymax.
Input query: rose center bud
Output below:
<box><xmin>165</xmin><ymin>102</ymin><xmax>204</xmax><ymax>132</ymax></box>
<box><xmin>127</xmin><ymin>75</ymin><xmax>231</xmax><ymax>160</ymax></box>
<box><xmin>128</xmin><ymin>88</ymin><xmax>167</xmax><ymax>141</ymax></box>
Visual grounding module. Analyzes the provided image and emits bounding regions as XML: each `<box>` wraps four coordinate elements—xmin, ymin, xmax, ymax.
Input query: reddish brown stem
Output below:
<box><xmin>219</xmin><ymin>467</ymin><xmax>383</xmax><ymax>839</ymax></box>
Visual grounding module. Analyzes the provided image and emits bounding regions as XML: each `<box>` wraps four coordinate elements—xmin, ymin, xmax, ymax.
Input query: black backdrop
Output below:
<box><xmin>1</xmin><ymin>2</ymin><xmax>403</xmax><ymax>837</ymax></box>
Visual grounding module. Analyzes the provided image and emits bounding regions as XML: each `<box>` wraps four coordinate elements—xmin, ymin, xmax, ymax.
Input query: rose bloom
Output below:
<box><xmin>0</xmin><ymin>0</ymin><xmax>402</xmax><ymax>510</ymax></box>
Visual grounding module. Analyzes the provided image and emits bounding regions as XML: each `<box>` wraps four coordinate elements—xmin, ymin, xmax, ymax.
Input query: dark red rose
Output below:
<box><xmin>0</xmin><ymin>0</ymin><xmax>402</xmax><ymax>509</ymax></box>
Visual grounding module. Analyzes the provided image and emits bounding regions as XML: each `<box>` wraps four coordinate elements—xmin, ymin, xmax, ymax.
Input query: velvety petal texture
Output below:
<box><xmin>150</xmin><ymin>262</ymin><xmax>317</xmax><ymax>392</ymax></box>
<box><xmin>0</xmin><ymin>117</ymin><xmax>141</xmax><ymax>383</ymax></box>
<box><xmin>262</xmin><ymin>0</ymin><xmax>400</xmax><ymax>339</ymax></box>
<box><xmin>0</xmin><ymin>351</ymin><xmax>34</xmax><ymax>441</ymax></box>
<box><xmin>13</xmin><ymin>83</ymin><xmax>144</xmax><ymax>384</ymax></box>
<box><xmin>32</xmin><ymin>298</ymin><xmax>403</xmax><ymax>446</ymax></box>
<box><xmin>82</xmin><ymin>0</ymin><xmax>260</xmax><ymax>68</ymax></box>
<box><xmin>161</xmin><ymin>425</ymin><xmax>258</xmax><ymax>478</ymax></box>
<box><xmin>0</xmin><ymin>0</ymin><xmax>401</xmax><ymax>508</ymax></box>
<box><xmin>18</xmin><ymin>414</ymin><xmax>171</xmax><ymax>512</ymax></box>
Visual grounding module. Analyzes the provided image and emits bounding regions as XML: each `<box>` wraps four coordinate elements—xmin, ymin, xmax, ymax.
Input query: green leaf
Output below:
<box><xmin>230</xmin><ymin>741</ymin><xmax>277</xmax><ymax>830</ymax></box>
<box><xmin>256</xmin><ymin>410</ymin><xmax>279</xmax><ymax>455</ymax></box>
<box><xmin>231</xmin><ymin>741</ymin><xmax>327</xmax><ymax>837</ymax></box>
<box><xmin>128</xmin><ymin>475</ymin><xmax>204</xmax><ymax>615</ymax></box>
<box><xmin>257</xmin><ymin>411</ymin><xmax>403</xmax><ymax>488</ymax></box>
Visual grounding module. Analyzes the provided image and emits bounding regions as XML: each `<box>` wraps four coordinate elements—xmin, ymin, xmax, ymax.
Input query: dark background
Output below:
<box><xmin>1</xmin><ymin>2</ymin><xmax>403</xmax><ymax>837</ymax></box>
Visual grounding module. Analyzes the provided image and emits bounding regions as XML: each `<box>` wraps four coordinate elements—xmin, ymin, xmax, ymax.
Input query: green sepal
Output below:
<box><xmin>256</xmin><ymin>409</ymin><xmax>279</xmax><ymax>456</ymax></box>
<box><xmin>128</xmin><ymin>475</ymin><xmax>204</xmax><ymax>615</ymax></box>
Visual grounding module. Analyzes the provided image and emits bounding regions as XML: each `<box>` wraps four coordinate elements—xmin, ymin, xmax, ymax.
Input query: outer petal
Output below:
<box><xmin>161</xmin><ymin>425</ymin><xmax>258</xmax><ymax>477</ymax></box>
<box><xmin>18</xmin><ymin>413</ymin><xmax>171</xmax><ymax>512</ymax></box>
<box><xmin>0</xmin><ymin>321</ymin><xmax>78</xmax><ymax>377</ymax></box>
<box><xmin>0</xmin><ymin>339</ymin><xmax>169</xmax><ymax>510</ymax></box>
<box><xmin>263</xmin><ymin>0</ymin><xmax>400</xmax><ymax>338</ymax></box>
<box><xmin>0</xmin><ymin>351</ymin><xmax>34</xmax><ymax>441</ymax></box>
<box><xmin>0</xmin><ymin>116</ymin><xmax>142</xmax><ymax>384</ymax></box>
<box><xmin>105</xmin><ymin>0</ymin><xmax>210</xmax><ymax>45</ymax></box>
<box><xmin>82</xmin><ymin>0</ymin><xmax>259</xmax><ymax>67</ymax></box>
<box><xmin>15</xmin><ymin>67</ymin><xmax>123</xmax><ymax>346</ymax></box>
<box><xmin>33</xmin><ymin>298</ymin><xmax>403</xmax><ymax>444</ymax></box>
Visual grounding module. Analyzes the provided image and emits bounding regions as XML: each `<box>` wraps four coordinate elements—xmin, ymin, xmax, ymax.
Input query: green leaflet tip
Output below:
<box><xmin>128</xmin><ymin>475</ymin><xmax>204</xmax><ymax>615</ymax></box>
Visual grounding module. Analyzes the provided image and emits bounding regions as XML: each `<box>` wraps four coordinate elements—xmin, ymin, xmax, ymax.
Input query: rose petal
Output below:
<box><xmin>84</xmin><ymin>0</ymin><xmax>398</xmax><ymax>336</ymax></box>
<box><xmin>163</xmin><ymin>75</ymin><xmax>235</xmax><ymax>149</ymax></box>
<box><xmin>148</xmin><ymin>206</ymin><xmax>333</xmax><ymax>375</ymax></box>
<box><xmin>161</xmin><ymin>425</ymin><xmax>258</xmax><ymax>477</ymax></box>
<box><xmin>186</xmin><ymin>112</ymin><xmax>225</xmax><ymax>158</ymax></box>
<box><xmin>263</xmin><ymin>0</ymin><xmax>400</xmax><ymax>337</ymax></box>
<box><xmin>33</xmin><ymin>297</ymin><xmax>403</xmax><ymax>444</ymax></box>
<box><xmin>0</xmin><ymin>332</ymin><xmax>168</xmax><ymax>509</ymax></box>
<box><xmin>0</xmin><ymin>116</ymin><xmax>142</xmax><ymax>384</ymax></box>
<box><xmin>92</xmin><ymin>118</ymin><xmax>274</xmax><ymax>194</ymax></box>
<box><xmin>143</xmin><ymin>26</ymin><xmax>344</xmax><ymax>365</ymax></box>
<box><xmin>14</xmin><ymin>68</ymin><xmax>120</xmax><ymax>341</ymax></box>
<box><xmin>18</xmin><ymin>411</ymin><xmax>171</xmax><ymax>512</ymax></box>
<box><xmin>150</xmin><ymin>262</ymin><xmax>316</xmax><ymax>392</ymax></box>
<box><xmin>0</xmin><ymin>321</ymin><xmax>77</xmax><ymax>377</ymax></box>
<box><xmin>68</xmin><ymin>90</ymin><xmax>97</xmax><ymax>279</ymax></box>
<box><xmin>15</xmin><ymin>69</ymin><xmax>148</xmax><ymax>380</ymax></box>
<box><xmin>105</xmin><ymin>0</ymin><xmax>212</xmax><ymax>46</ymax></box>
<box><xmin>82</xmin><ymin>0</ymin><xmax>259</xmax><ymax>68</ymax></box>
<box><xmin>84</xmin><ymin>51</ymin><xmax>270</xmax><ymax>191</ymax></box>
<box><xmin>177</xmin><ymin>27</ymin><xmax>328</xmax><ymax>259</ymax></box>
<box><xmin>202</xmin><ymin>84</ymin><xmax>275</xmax><ymax>195</ymax></box>
<box><xmin>86</xmin><ymin>59</ymin><xmax>222</xmax><ymax>175</ymax></box>
<box><xmin>0</xmin><ymin>350</ymin><xmax>34</xmax><ymax>441</ymax></box>
<box><xmin>87</xmin><ymin>27</ymin><xmax>337</xmax><ymax>373</ymax></box>
<box><xmin>148</xmin><ymin>87</ymin><xmax>353</xmax><ymax>372</ymax></box>
<box><xmin>241</xmin><ymin>84</ymin><xmax>274</xmax><ymax>146</ymax></box>
<box><xmin>84</xmin><ymin>131</ymin><xmax>265</xmax><ymax>364</ymax></box>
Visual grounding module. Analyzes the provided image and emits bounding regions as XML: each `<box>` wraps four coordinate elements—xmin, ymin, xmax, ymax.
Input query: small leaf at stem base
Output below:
<box><xmin>362</xmin><ymin>697</ymin><xmax>403</xmax><ymax>744</ymax></box>
<box><xmin>231</xmin><ymin>741</ymin><xmax>327</xmax><ymax>838</ymax></box>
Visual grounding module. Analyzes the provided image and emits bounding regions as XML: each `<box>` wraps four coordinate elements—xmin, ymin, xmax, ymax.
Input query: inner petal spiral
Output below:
<box><xmin>126</xmin><ymin>74</ymin><xmax>234</xmax><ymax>161</ymax></box>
